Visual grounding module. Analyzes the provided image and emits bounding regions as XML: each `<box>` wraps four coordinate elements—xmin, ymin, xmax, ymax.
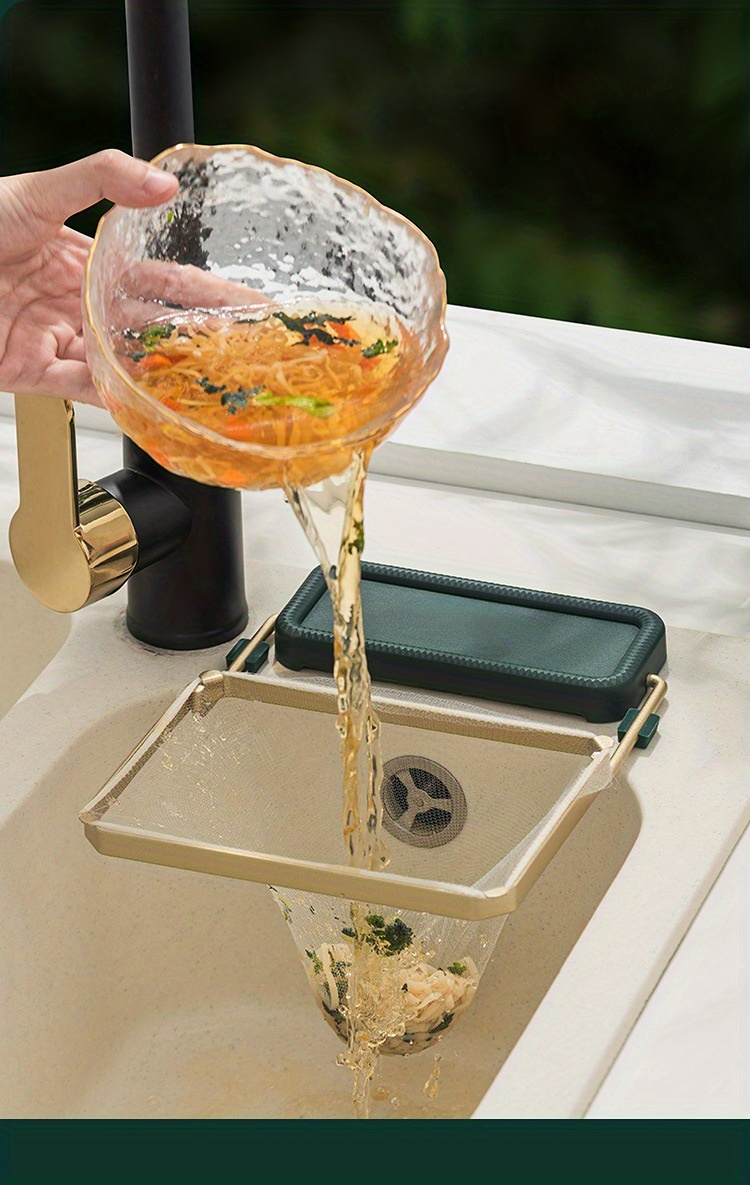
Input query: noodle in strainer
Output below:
<box><xmin>270</xmin><ymin>806</ymin><xmax>563</xmax><ymax>1057</ymax></box>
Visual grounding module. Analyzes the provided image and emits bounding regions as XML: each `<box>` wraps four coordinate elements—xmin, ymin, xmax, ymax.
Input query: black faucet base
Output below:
<box><xmin>125</xmin><ymin>604</ymin><xmax>249</xmax><ymax>652</ymax></box>
<box><xmin>110</xmin><ymin>439</ymin><xmax>248</xmax><ymax>651</ymax></box>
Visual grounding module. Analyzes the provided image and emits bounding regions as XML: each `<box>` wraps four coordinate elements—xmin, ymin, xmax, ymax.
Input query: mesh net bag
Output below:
<box><xmin>268</xmin><ymin>796</ymin><xmax>576</xmax><ymax>1056</ymax></box>
<box><xmin>271</xmin><ymin>887</ymin><xmax>506</xmax><ymax>1055</ymax></box>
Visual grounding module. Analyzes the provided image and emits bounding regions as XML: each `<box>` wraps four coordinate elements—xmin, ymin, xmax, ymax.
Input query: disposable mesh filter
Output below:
<box><xmin>268</xmin><ymin>798</ymin><xmax>579</xmax><ymax>1055</ymax></box>
<box><xmin>78</xmin><ymin>667</ymin><xmax>623</xmax><ymax>1065</ymax></box>
<box><xmin>82</xmin><ymin>671</ymin><xmax>615</xmax><ymax>919</ymax></box>
<box><xmin>270</xmin><ymin>887</ymin><xmax>506</xmax><ymax>1055</ymax></box>
<box><xmin>81</xmin><ymin>670</ymin><xmax>619</xmax><ymax>1054</ymax></box>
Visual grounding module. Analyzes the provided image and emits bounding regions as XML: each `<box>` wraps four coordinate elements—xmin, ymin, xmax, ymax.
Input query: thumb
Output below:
<box><xmin>11</xmin><ymin>149</ymin><xmax>179</xmax><ymax>229</ymax></box>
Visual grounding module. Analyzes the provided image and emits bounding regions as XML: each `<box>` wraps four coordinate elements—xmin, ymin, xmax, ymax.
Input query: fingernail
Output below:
<box><xmin>142</xmin><ymin>168</ymin><xmax>177</xmax><ymax>197</ymax></box>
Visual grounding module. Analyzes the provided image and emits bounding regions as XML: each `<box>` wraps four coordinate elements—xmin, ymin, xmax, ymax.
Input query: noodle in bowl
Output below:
<box><xmin>83</xmin><ymin>143</ymin><xmax>448</xmax><ymax>493</ymax></box>
<box><xmin>99</xmin><ymin>300</ymin><xmax>418</xmax><ymax>490</ymax></box>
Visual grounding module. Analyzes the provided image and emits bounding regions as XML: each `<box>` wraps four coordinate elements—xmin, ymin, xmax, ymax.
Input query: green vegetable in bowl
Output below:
<box><xmin>252</xmin><ymin>389</ymin><xmax>335</xmax><ymax>418</ymax></box>
<box><xmin>140</xmin><ymin>323</ymin><xmax>176</xmax><ymax>352</ymax></box>
<box><xmin>361</xmin><ymin>338</ymin><xmax>397</xmax><ymax>358</ymax></box>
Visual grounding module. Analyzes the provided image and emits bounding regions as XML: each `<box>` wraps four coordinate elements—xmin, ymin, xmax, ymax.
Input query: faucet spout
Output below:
<box><xmin>9</xmin><ymin>392</ymin><xmax>247</xmax><ymax>648</ymax></box>
<box><xmin>9</xmin><ymin>393</ymin><xmax>139</xmax><ymax>613</ymax></box>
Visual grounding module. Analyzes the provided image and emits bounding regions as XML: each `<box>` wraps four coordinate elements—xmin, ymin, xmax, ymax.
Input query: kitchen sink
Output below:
<box><xmin>0</xmin><ymin>559</ymin><xmax>745</xmax><ymax>1119</ymax></box>
<box><xmin>0</xmin><ymin>690</ymin><xmax>640</xmax><ymax>1118</ymax></box>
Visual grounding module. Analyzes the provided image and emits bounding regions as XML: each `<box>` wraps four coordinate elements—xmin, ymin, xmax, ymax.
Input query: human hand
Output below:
<box><xmin>0</xmin><ymin>149</ymin><xmax>179</xmax><ymax>406</ymax></box>
<box><xmin>112</xmin><ymin>257</ymin><xmax>273</xmax><ymax>340</ymax></box>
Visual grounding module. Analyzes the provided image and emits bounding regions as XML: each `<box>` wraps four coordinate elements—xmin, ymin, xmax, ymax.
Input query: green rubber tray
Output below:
<box><xmin>274</xmin><ymin>563</ymin><xmax>667</xmax><ymax>723</ymax></box>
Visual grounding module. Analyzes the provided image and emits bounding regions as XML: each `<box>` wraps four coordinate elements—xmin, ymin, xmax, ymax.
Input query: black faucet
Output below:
<box><xmin>109</xmin><ymin>0</ymin><xmax>247</xmax><ymax>649</ymax></box>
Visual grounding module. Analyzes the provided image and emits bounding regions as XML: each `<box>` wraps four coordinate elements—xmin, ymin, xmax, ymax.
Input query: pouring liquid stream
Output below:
<box><xmin>284</xmin><ymin>451</ymin><xmax>387</xmax><ymax>874</ymax></box>
<box><xmin>285</xmin><ymin>451</ymin><xmax>399</xmax><ymax>1118</ymax></box>
<box><xmin>284</xmin><ymin>458</ymin><xmax>477</xmax><ymax>1118</ymax></box>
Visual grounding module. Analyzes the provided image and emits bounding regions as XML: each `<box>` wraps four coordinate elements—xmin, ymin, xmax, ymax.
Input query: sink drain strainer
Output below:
<box><xmin>381</xmin><ymin>756</ymin><xmax>467</xmax><ymax>848</ymax></box>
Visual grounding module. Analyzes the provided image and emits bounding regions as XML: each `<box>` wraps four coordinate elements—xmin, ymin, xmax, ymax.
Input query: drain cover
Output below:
<box><xmin>381</xmin><ymin>755</ymin><xmax>467</xmax><ymax>848</ymax></box>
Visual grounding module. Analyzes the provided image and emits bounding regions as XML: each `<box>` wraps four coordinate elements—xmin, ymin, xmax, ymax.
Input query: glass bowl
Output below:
<box><xmin>83</xmin><ymin>143</ymin><xmax>448</xmax><ymax>490</ymax></box>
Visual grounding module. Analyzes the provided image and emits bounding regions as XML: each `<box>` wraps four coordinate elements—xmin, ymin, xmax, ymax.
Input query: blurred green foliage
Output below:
<box><xmin>1</xmin><ymin>0</ymin><xmax>746</xmax><ymax>345</ymax></box>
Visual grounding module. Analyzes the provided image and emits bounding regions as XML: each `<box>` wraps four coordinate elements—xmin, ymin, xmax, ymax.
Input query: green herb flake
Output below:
<box><xmin>166</xmin><ymin>210</ymin><xmax>174</xmax><ymax>224</ymax></box>
<box><xmin>349</xmin><ymin>519</ymin><xmax>365</xmax><ymax>554</ymax></box>
<box><xmin>360</xmin><ymin>913</ymin><xmax>414</xmax><ymax>956</ymax></box>
<box><xmin>198</xmin><ymin>377</ymin><xmax>228</xmax><ymax>395</ymax></box>
<box><xmin>305</xmin><ymin>949</ymin><xmax>324</xmax><ymax>975</ymax></box>
<box><xmin>429</xmin><ymin>1013</ymin><xmax>454</xmax><ymax>1034</ymax></box>
<box><xmin>447</xmin><ymin>961</ymin><xmax>467</xmax><ymax>976</ymax></box>
<box><xmin>140</xmin><ymin>322</ymin><xmax>176</xmax><ymax>352</ymax></box>
<box><xmin>274</xmin><ymin>310</ymin><xmax>359</xmax><ymax>348</ymax></box>
<box><xmin>332</xmin><ymin>969</ymin><xmax>348</xmax><ymax>995</ymax></box>
<box><xmin>361</xmin><ymin>338</ymin><xmax>398</xmax><ymax>358</ymax></box>
<box><xmin>382</xmin><ymin>917</ymin><xmax>414</xmax><ymax>954</ymax></box>
<box><xmin>220</xmin><ymin>386</ymin><xmax>261</xmax><ymax>414</ymax></box>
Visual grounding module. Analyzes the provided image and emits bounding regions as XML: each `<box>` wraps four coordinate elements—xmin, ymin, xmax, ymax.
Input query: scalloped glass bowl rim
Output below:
<box><xmin>83</xmin><ymin>142</ymin><xmax>449</xmax><ymax>460</ymax></box>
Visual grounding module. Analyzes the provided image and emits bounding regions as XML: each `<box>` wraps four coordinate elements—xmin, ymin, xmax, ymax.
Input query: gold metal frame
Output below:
<box><xmin>9</xmin><ymin>394</ymin><xmax>138</xmax><ymax>612</ymax></box>
<box><xmin>80</xmin><ymin>616</ymin><xmax>667</xmax><ymax>920</ymax></box>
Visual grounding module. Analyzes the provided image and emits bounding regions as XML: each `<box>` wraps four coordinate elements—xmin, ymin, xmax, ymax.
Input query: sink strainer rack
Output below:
<box><xmin>80</xmin><ymin>615</ymin><xmax>666</xmax><ymax>922</ymax></box>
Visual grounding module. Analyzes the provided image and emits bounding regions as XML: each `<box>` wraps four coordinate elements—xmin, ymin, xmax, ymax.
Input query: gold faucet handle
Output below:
<box><xmin>9</xmin><ymin>392</ymin><xmax>138</xmax><ymax>613</ymax></box>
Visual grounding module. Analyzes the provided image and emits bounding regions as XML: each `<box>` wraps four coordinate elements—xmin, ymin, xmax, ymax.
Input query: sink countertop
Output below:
<box><xmin>0</xmin><ymin>305</ymin><xmax>747</xmax><ymax>1118</ymax></box>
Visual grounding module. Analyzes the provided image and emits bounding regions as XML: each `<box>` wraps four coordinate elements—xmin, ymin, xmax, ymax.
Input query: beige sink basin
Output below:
<box><xmin>0</xmin><ymin>594</ymin><xmax>745</xmax><ymax>1120</ymax></box>
<box><xmin>0</xmin><ymin>561</ymin><xmax>69</xmax><ymax>720</ymax></box>
<box><xmin>0</xmin><ymin>690</ymin><xmax>638</xmax><ymax>1119</ymax></box>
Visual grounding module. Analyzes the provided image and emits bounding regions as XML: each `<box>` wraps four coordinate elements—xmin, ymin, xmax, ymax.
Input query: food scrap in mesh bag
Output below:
<box><xmin>303</xmin><ymin>912</ymin><xmax>479</xmax><ymax>1056</ymax></box>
